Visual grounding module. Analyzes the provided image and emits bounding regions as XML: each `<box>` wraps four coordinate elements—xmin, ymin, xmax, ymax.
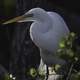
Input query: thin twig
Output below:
<box><xmin>66</xmin><ymin>63</ymin><xmax>74</xmax><ymax>80</ymax></box>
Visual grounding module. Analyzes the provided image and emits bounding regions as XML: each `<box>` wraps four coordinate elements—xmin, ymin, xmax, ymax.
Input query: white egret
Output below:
<box><xmin>3</xmin><ymin>8</ymin><xmax>70</xmax><ymax>79</ymax></box>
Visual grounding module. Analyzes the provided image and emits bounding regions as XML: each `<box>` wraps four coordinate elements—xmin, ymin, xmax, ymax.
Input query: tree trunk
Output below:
<box><xmin>9</xmin><ymin>0</ymin><xmax>40</xmax><ymax>80</ymax></box>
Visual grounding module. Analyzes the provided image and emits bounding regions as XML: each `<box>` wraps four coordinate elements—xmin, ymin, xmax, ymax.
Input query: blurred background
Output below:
<box><xmin>0</xmin><ymin>0</ymin><xmax>16</xmax><ymax>69</ymax></box>
<box><xmin>0</xmin><ymin>0</ymin><xmax>80</xmax><ymax>80</ymax></box>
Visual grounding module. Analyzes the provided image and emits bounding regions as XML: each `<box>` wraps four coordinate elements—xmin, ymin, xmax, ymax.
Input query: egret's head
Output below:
<box><xmin>3</xmin><ymin>8</ymin><xmax>47</xmax><ymax>25</ymax></box>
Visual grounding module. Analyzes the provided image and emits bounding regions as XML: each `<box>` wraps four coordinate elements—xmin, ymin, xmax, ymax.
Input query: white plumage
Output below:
<box><xmin>28</xmin><ymin>8</ymin><xmax>70</xmax><ymax>65</ymax></box>
<box><xmin>3</xmin><ymin>7</ymin><xmax>70</xmax><ymax>80</ymax></box>
<box><xmin>3</xmin><ymin>7</ymin><xmax>70</xmax><ymax>68</ymax></box>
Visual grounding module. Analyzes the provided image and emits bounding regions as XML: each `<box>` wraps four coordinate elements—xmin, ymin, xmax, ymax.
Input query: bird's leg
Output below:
<box><xmin>53</xmin><ymin>65</ymin><xmax>56</xmax><ymax>72</ymax></box>
<box><xmin>45</xmin><ymin>65</ymin><xmax>49</xmax><ymax>80</ymax></box>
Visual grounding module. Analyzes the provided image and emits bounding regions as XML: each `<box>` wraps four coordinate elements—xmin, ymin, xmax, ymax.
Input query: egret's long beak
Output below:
<box><xmin>3</xmin><ymin>13</ymin><xmax>33</xmax><ymax>25</ymax></box>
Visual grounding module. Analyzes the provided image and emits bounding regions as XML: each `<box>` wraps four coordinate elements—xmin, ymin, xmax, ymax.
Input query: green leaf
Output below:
<box><xmin>29</xmin><ymin>68</ymin><xmax>37</xmax><ymax>78</ymax></box>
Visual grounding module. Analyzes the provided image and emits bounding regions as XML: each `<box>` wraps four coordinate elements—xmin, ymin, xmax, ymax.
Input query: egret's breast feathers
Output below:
<box><xmin>30</xmin><ymin>11</ymin><xmax>69</xmax><ymax>54</ymax></box>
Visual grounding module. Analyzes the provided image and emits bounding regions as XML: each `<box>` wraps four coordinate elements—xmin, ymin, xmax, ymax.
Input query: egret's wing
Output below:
<box><xmin>40</xmin><ymin>49</ymin><xmax>66</xmax><ymax>66</ymax></box>
<box><xmin>38</xmin><ymin>12</ymin><xmax>70</xmax><ymax>53</ymax></box>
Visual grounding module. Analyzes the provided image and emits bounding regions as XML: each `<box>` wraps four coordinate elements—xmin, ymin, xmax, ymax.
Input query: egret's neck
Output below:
<box><xmin>30</xmin><ymin>13</ymin><xmax>52</xmax><ymax>48</ymax></box>
<box><xmin>35</xmin><ymin>13</ymin><xmax>53</xmax><ymax>33</ymax></box>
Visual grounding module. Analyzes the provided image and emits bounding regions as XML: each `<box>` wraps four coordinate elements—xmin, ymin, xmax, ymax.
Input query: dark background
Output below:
<box><xmin>0</xmin><ymin>0</ymin><xmax>80</xmax><ymax>80</ymax></box>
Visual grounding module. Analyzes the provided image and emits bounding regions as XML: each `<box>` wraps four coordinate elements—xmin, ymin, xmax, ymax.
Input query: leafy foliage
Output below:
<box><xmin>2</xmin><ymin>32</ymin><xmax>80</xmax><ymax>80</ymax></box>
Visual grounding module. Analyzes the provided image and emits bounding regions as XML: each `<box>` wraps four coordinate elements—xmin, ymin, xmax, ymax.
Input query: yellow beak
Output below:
<box><xmin>2</xmin><ymin>13</ymin><xmax>33</xmax><ymax>25</ymax></box>
<box><xmin>3</xmin><ymin>15</ymin><xmax>25</xmax><ymax>25</ymax></box>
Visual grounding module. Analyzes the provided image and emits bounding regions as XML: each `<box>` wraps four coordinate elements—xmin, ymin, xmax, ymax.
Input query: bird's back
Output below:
<box><xmin>47</xmin><ymin>12</ymin><xmax>69</xmax><ymax>36</ymax></box>
<box><xmin>40</xmin><ymin>12</ymin><xmax>70</xmax><ymax>53</ymax></box>
<box><xmin>38</xmin><ymin>12</ymin><xmax>70</xmax><ymax>66</ymax></box>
